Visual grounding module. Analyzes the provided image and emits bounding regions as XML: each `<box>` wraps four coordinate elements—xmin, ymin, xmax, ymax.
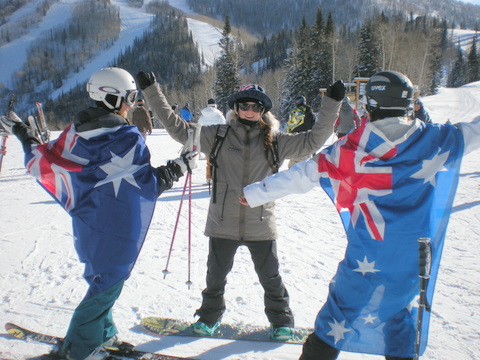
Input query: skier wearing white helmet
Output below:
<box><xmin>1</xmin><ymin>67</ymin><xmax>198</xmax><ymax>360</ymax></box>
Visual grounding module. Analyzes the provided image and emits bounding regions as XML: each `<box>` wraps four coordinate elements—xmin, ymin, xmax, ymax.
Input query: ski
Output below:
<box><xmin>0</xmin><ymin>131</ymin><xmax>7</xmax><ymax>175</ymax></box>
<box><xmin>35</xmin><ymin>102</ymin><xmax>50</xmax><ymax>142</ymax></box>
<box><xmin>0</xmin><ymin>93</ymin><xmax>15</xmax><ymax>174</ymax></box>
<box><xmin>27</xmin><ymin>114</ymin><xmax>44</xmax><ymax>144</ymax></box>
<box><xmin>5</xmin><ymin>323</ymin><xmax>196</xmax><ymax>360</ymax></box>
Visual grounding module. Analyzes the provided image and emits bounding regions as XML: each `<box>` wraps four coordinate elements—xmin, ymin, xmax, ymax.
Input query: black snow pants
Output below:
<box><xmin>194</xmin><ymin>237</ymin><xmax>294</xmax><ymax>328</ymax></box>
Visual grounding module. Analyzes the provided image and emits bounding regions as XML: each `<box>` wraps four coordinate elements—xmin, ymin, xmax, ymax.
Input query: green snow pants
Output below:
<box><xmin>61</xmin><ymin>279</ymin><xmax>124</xmax><ymax>360</ymax></box>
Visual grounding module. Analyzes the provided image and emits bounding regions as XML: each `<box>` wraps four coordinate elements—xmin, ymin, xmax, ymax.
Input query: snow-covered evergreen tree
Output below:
<box><xmin>425</xmin><ymin>20</ymin><xmax>448</xmax><ymax>95</ymax></box>
<box><xmin>467</xmin><ymin>37</ymin><xmax>479</xmax><ymax>83</ymax></box>
<box><xmin>310</xmin><ymin>9</ymin><xmax>333</xmax><ymax>109</ymax></box>
<box><xmin>281</xmin><ymin>18</ymin><xmax>312</xmax><ymax>118</ymax></box>
<box><xmin>214</xmin><ymin>16</ymin><xmax>241</xmax><ymax>114</ymax></box>
<box><xmin>448</xmin><ymin>47</ymin><xmax>468</xmax><ymax>87</ymax></box>
<box><xmin>354</xmin><ymin>21</ymin><xmax>380</xmax><ymax>77</ymax></box>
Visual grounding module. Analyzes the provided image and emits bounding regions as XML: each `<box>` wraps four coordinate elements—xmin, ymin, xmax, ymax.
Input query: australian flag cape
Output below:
<box><xmin>315</xmin><ymin>119</ymin><xmax>464</xmax><ymax>357</ymax></box>
<box><xmin>24</xmin><ymin>124</ymin><xmax>159</xmax><ymax>295</ymax></box>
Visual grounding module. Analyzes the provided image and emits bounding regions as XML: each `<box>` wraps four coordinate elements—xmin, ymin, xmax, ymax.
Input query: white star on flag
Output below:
<box><xmin>95</xmin><ymin>145</ymin><xmax>147</xmax><ymax>197</ymax></box>
<box><xmin>410</xmin><ymin>148</ymin><xmax>449</xmax><ymax>186</ymax></box>
<box><xmin>353</xmin><ymin>256</ymin><xmax>381</xmax><ymax>276</ymax></box>
<box><xmin>327</xmin><ymin>318</ymin><xmax>351</xmax><ymax>344</ymax></box>
<box><xmin>362</xmin><ymin>314</ymin><xmax>377</xmax><ymax>324</ymax></box>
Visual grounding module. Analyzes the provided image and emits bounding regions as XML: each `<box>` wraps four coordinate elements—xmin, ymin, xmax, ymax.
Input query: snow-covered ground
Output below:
<box><xmin>1</xmin><ymin>82</ymin><xmax>480</xmax><ymax>360</ymax></box>
<box><xmin>1</xmin><ymin>1</ymin><xmax>480</xmax><ymax>358</ymax></box>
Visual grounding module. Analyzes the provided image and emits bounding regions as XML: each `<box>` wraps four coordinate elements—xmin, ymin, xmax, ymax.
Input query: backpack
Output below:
<box><xmin>209</xmin><ymin>125</ymin><xmax>280</xmax><ymax>203</ymax></box>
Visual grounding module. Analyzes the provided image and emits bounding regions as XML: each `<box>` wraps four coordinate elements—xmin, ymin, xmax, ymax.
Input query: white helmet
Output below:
<box><xmin>86</xmin><ymin>67</ymin><xmax>138</xmax><ymax>110</ymax></box>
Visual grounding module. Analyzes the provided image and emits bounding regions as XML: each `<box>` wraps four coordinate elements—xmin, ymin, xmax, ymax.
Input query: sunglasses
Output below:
<box><xmin>124</xmin><ymin>90</ymin><xmax>139</xmax><ymax>107</ymax></box>
<box><xmin>238</xmin><ymin>103</ymin><xmax>264</xmax><ymax>113</ymax></box>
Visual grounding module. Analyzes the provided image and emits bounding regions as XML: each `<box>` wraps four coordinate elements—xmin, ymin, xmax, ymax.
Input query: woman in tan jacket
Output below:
<box><xmin>137</xmin><ymin>72</ymin><xmax>345</xmax><ymax>341</ymax></box>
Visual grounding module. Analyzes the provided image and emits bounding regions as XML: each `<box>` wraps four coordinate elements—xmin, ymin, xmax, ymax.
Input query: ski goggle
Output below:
<box><xmin>238</xmin><ymin>84</ymin><xmax>265</xmax><ymax>93</ymax></box>
<box><xmin>124</xmin><ymin>90</ymin><xmax>139</xmax><ymax>107</ymax></box>
<box><xmin>238</xmin><ymin>103</ymin><xmax>264</xmax><ymax>113</ymax></box>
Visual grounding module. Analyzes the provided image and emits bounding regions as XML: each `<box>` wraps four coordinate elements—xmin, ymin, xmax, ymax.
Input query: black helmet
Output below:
<box><xmin>294</xmin><ymin>95</ymin><xmax>306</xmax><ymax>106</ymax></box>
<box><xmin>365</xmin><ymin>71</ymin><xmax>413</xmax><ymax>118</ymax></box>
<box><xmin>228</xmin><ymin>84</ymin><xmax>272</xmax><ymax>112</ymax></box>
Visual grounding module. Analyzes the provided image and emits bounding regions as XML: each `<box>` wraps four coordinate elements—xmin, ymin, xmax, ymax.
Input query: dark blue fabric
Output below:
<box><xmin>25</xmin><ymin>125</ymin><xmax>158</xmax><ymax>296</ymax></box>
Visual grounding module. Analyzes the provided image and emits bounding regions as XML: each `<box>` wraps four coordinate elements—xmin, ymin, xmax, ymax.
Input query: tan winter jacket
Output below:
<box><xmin>143</xmin><ymin>82</ymin><xmax>341</xmax><ymax>241</ymax></box>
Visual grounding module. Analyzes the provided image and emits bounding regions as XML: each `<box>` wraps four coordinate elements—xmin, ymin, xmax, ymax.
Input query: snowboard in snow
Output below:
<box><xmin>4</xmin><ymin>322</ymin><xmax>195</xmax><ymax>360</ymax></box>
<box><xmin>141</xmin><ymin>317</ymin><xmax>313</xmax><ymax>344</ymax></box>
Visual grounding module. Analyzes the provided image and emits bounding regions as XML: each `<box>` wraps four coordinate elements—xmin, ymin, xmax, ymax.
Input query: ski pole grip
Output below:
<box><xmin>418</xmin><ymin>238</ymin><xmax>431</xmax><ymax>279</ymax></box>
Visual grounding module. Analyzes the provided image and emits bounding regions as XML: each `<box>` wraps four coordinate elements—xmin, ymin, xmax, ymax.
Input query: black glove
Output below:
<box><xmin>12</xmin><ymin>119</ymin><xmax>42</xmax><ymax>152</ymax></box>
<box><xmin>167</xmin><ymin>160</ymin><xmax>184</xmax><ymax>179</ymax></box>
<box><xmin>326</xmin><ymin>80</ymin><xmax>346</xmax><ymax>102</ymax></box>
<box><xmin>136</xmin><ymin>71</ymin><xmax>156</xmax><ymax>91</ymax></box>
<box><xmin>154</xmin><ymin>161</ymin><xmax>184</xmax><ymax>195</ymax></box>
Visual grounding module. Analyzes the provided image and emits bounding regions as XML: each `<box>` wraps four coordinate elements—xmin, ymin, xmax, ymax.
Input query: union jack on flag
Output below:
<box><xmin>315</xmin><ymin>120</ymin><xmax>464</xmax><ymax>357</ymax></box>
<box><xmin>24</xmin><ymin>124</ymin><xmax>159</xmax><ymax>296</ymax></box>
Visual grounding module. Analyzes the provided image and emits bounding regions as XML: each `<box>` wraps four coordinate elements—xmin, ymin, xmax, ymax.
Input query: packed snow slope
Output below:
<box><xmin>0</xmin><ymin>0</ymin><xmax>222</xmax><ymax>95</ymax></box>
<box><xmin>1</xmin><ymin>82</ymin><xmax>480</xmax><ymax>360</ymax></box>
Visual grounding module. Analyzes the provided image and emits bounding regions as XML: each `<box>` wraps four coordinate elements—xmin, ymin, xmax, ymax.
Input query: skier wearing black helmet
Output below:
<box><xmin>136</xmin><ymin>70</ymin><xmax>345</xmax><ymax>341</ymax></box>
<box><xmin>241</xmin><ymin>70</ymin><xmax>480</xmax><ymax>359</ymax></box>
<box><xmin>286</xmin><ymin>95</ymin><xmax>316</xmax><ymax>134</ymax></box>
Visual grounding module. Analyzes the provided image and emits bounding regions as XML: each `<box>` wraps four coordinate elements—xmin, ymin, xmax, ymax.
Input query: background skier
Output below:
<box><xmin>130</xmin><ymin>98</ymin><xmax>153</xmax><ymax>139</ymax></box>
<box><xmin>333</xmin><ymin>96</ymin><xmax>361</xmax><ymax>138</ymax></box>
<box><xmin>197</xmin><ymin>98</ymin><xmax>226</xmax><ymax>184</ymax></box>
<box><xmin>412</xmin><ymin>98</ymin><xmax>432</xmax><ymax>123</ymax></box>
<box><xmin>285</xmin><ymin>95</ymin><xmax>316</xmax><ymax>168</ymax></box>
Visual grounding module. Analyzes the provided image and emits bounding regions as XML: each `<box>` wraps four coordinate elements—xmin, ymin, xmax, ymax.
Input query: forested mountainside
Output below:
<box><xmin>1</xmin><ymin>0</ymin><xmax>479</xmax><ymax>127</ymax></box>
<box><xmin>44</xmin><ymin>1</ymin><xmax>204</xmax><ymax>127</ymax></box>
<box><xmin>186</xmin><ymin>0</ymin><xmax>480</xmax><ymax>37</ymax></box>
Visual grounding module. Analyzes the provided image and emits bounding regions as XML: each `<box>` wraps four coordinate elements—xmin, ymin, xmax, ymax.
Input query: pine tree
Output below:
<box><xmin>354</xmin><ymin>21</ymin><xmax>380</xmax><ymax>77</ymax></box>
<box><xmin>425</xmin><ymin>20</ymin><xmax>448</xmax><ymax>95</ymax></box>
<box><xmin>281</xmin><ymin>17</ymin><xmax>312</xmax><ymax>118</ymax></box>
<box><xmin>447</xmin><ymin>47</ymin><xmax>468</xmax><ymax>87</ymax></box>
<box><xmin>309</xmin><ymin>9</ymin><xmax>328</xmax><ymax>109</ymax></box>
<box><xmin>467</xmin><ymin>37</ymin><xmax>479</xmax><ymax>83</ymax></box>
<box><xmin>324</xmin><ymin>12</ymin><xmax>335</xmax><ymax>83</ymax></box>
<box><xmin>214</xmin><ymin>16</ymin><xmax>241</xmax><ymax>114</ymax></box>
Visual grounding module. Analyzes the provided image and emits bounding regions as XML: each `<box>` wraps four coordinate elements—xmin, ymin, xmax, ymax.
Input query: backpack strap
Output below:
<box><xmin>270</xmin><ymin>136</ymin><xmax>280</xmax><ymax>174</ymax></box>
<box><xmin>209</xmin><ymin>125</ymin><xmax>230</xmax><ymax>203</ymax></box>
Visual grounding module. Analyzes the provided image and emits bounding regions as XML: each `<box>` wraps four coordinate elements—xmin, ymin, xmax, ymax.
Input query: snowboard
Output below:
<box><xmin>4</xmin><ymin>322</ymin><xmax>195</xmax><ymax>360</ymax></box>
<box><xmin>141</xmin><ymin>317</ymin><xmax>313</xmax><ymax>344</ymax></box>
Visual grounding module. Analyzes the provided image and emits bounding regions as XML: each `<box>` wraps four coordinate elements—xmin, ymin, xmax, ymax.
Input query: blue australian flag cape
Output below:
<box><xmin>316</xmin><ymin>120</ymin><xmax>464</xmax><ymax>357</ymax></box>
<box><xmin>24</xmin><ymin>124</ymin><xmax>159</xmax><ymax>295</ymax></box>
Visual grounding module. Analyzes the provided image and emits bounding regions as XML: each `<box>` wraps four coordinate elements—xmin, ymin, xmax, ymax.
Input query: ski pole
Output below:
<box><xmin>162</xmin><ymin>171</ymin><xmax>190</xmax><ymax>279</ymax></box>
<box><xmin>184</xmin><ymin>127</ymin><xmax>200</xmax><ymax>288</ymax></box>
<box><xmin>186</xmin><ymin>170</ymin><xmax>193</xmax><ymax>289</ymax></box>
<box><xmin>414</xmin><ymin>237</ymin><xmax>432</xmax><ymax>360</ymax></box>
